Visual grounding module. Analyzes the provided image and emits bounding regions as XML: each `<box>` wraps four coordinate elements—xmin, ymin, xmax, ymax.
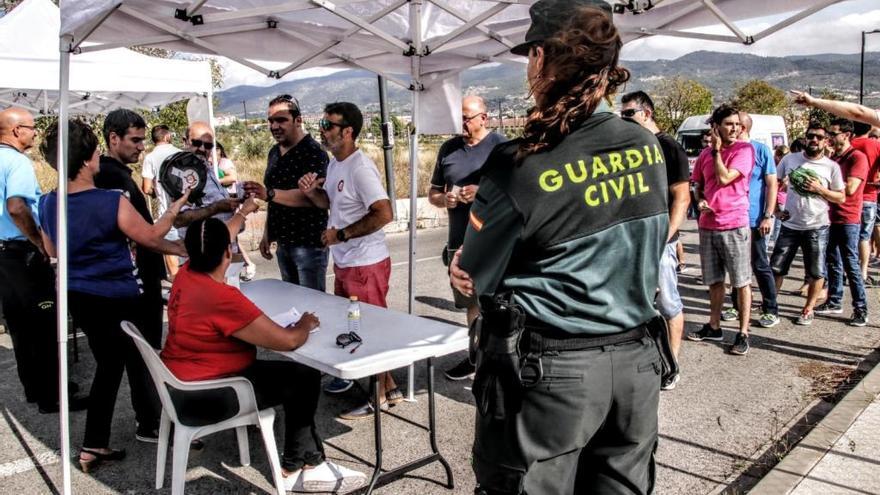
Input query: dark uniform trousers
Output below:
<box><xmin>0</xmin><ymin>241</ymin><xmax>60</xmax><ymax>408</ymax></box>
<box><xmin>473</xmin><ymin>335</ymin><xmax>660</xmax><ymax>495</ymax></box>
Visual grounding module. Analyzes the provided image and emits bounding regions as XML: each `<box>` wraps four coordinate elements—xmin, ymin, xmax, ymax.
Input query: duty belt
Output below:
<box><xmin>0</xmin><ymin>239</ymin><xmax>33</xmax><ymax>251</ymax></box>
<box><xmin>524</xmin><ymin>319</ymin><xmax>648</xmax><ymax>353</ymax></box>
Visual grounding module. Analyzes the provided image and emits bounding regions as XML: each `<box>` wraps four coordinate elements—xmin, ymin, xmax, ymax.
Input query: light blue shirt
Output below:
<box><xmin>0</xmin><ymin>145</ymin><xmax>41</xmax><ymax>241</ymax></box>
<box><xmin>748</xmin><ymin>140</ymin><xmax>776</xmax><ymax>228</ymax></box>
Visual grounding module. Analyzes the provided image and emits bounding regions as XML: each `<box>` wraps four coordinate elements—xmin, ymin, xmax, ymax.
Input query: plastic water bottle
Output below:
<box><xmin>347</xmin><ymin>296</ymin><xmax>361</xmax><ymax>334</ymax></box>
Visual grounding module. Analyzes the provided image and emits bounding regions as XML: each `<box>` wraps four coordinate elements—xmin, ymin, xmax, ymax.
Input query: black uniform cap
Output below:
<box><xmin>510</xmin><ymin>0</ymin><xmax>614</xmax><ymax>56</ymax></box>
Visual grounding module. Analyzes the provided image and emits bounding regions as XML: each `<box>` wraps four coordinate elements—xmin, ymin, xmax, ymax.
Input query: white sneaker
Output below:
<box><xmin>282</xmin><ymin>469</ymin><xmax>304</xmax><ymax>492</ymax></box>
<box><xmin>294</xmin><ymin>461</ymin><xmax>367</xmax><ymax>493</ymax></box>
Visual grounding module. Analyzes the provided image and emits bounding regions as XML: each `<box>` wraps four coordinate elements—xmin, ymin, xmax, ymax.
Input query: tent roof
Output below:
<box><xmin>59</xmin><ymin>0</ymin><xmax>850</xmax><ymax>92</ymax></box>
<box><xmin>1</xmin><ymin>0</ymin><xmax>212</xmax><ymax>114</ymax></box>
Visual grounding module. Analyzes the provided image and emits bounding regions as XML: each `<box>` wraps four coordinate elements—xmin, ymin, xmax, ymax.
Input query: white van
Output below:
<box><xmin>676</xmin><ymin>114</ymin><xmax>788</xmax><ymax>170</ymax></box>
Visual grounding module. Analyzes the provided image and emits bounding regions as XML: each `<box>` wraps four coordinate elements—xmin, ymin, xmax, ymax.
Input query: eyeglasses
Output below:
<box><xmin>335</xmin><ymin>331</ymin><xmax>362</xmax><ymax>348</ymax></box>
<box><xmin>16</xmin><ymin>124</ymin><xmax>35</xmax><ymax>131</ymax></box>
<box><xmin>462</xmin><ymin>113</ymin><xmax>486</xmax><ymax>124</ymax></box>
<box><xmin>190</xmin><ymin>139</ymin><xmax>214</xmax><ymax>150</ymax></box>
<box><xmin>826</xmin><ymin>131</ymin><xmax>846</xmax><ymax>138</ymax></box>
<box><xmin>805</xmin><ymin>133</ymin><xmax>826</xmax><ymax>141</ymax></box>
<box><xmin>319</xmin><ymin>118</ymin><xmax>347</xmax><ymax>131</ymax></box>
<box><xmin>621</xmin><ymin>108</ymin><xmax>643</xmax><ymax>118</ymax></box>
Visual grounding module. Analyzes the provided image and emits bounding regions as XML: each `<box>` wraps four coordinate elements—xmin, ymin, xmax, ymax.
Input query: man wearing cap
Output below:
<box><xmin>451</xmin><ymin>2</ymin><xmax>668</xmax><ymax>493</ymax></box>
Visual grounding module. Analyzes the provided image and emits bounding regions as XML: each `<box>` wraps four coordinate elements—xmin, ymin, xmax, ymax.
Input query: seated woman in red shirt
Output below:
<box><xmin>161</xmin><ymin>217</ymin><xmax>365</xmax><ymax>492</ymax></box>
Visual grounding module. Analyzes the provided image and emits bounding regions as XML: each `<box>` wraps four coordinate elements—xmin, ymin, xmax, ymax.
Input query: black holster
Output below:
<box><xmin>646</xmin><ymin>315</ymin><xmax>679</xmax><ymax>382</ymax></box>
<box><xmin>470</xmin><ymin>293</ymin><xmax>527</xmax><ymax>421</ymax></box>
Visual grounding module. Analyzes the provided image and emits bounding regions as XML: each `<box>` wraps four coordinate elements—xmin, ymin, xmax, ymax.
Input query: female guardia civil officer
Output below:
<box><xmin>450</xmin><ymin>1</ymin><xmax>669</xmax><ymax>493</ymax></box>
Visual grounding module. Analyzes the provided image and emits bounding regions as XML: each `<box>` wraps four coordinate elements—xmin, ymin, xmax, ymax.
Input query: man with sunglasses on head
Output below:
<box><xmin>429</xmin><ymin>95</ymin><xmax>507</xmax><ymax>382</ymax></box>
<box><xmin>620</xmin><ymin>91</ymin><xmax>689</xmax><ymax>386</ymax></box>
<box><xmin>298</xmin><ymin>102</ymin><xmax>400</xmax><ymax>419</ymax></box>
<box><xmin>244</xmin><ymin>95</ymin><xmax>329</xmax><ymax>291</ymax></box>
<box><xmin>770</xmin><ymin>122</ymin><xmax>845</xmax><ymax>326</ymax></box>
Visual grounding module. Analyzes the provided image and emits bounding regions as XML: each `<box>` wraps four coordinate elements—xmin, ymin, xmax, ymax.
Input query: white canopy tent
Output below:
<box><xmin>0</xmin><ymin>0</ymin><xmax>212</xmax><ymax>114</ymax></box>
<box><xmin>56</xmin><ymin>0</ymin><xmax>853</xmax><ymax>493</ymax></box>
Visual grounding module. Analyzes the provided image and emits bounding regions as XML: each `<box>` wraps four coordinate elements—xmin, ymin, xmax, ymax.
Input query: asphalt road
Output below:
<box><xmin>1</xmin><ymin>221</ymin><xmax>879</xmax><ymax>494</ymax></box>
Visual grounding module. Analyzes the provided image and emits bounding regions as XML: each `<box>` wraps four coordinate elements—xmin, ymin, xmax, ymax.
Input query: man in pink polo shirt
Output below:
<box><xmin>687</xmin><ymin>104</ymin><xmax>755</xmax><ymax>356</ymax></box>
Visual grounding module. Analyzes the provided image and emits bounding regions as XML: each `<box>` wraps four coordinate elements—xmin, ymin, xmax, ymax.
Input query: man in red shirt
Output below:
<box><xmin>850</xmin><ymin>120</ymin><xmax>880</xmax><ymax>283</ymax></box>
<box><xmin>815</xmin><ymin>119</ymin><xmax>870</xmax><ymax>326</ymax></box>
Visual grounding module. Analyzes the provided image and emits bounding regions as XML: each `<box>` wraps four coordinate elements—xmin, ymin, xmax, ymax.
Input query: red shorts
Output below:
<box><xmin>333</xmin><ymin>257</ymin><xmax>391</xmax><ymax>308</ymax></box>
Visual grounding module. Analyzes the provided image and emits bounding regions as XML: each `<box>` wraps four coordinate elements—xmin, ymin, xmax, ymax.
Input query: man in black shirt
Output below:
<box><xmin>94</xmin><ymin>108</ymin><xmax>161</xmax><ymax>442</ymax></box>
<box><xmin>621</xmin><ymin>91</ymin><xmax>690</xmax><ymax>390</ymax></box>
<box><xmin>246</xmin><ymin>95</ymin><xmax>329</xmax><ymax>292</ymax></box>
<box><xmin>429</xmin><ymin>95</ymin><xmax>506</xmax><ymax>381</ymax></box>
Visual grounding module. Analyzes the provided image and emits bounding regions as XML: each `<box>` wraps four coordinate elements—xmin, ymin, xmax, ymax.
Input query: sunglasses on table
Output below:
<box><xmin>620</xmin><ymin>108</ymin><xmax>643</xmax><ymax>118</ymax></box>
<box><xmin>190</xmin><ymin>139</ymin><xmax>214</xmax><ymax>150</ymax></box>
<box><xmin>336</xmin><ymin>331</ymin><xmax>362</xmax><ymax>348</ymax></box>
<box><xmin>319</xmin><ymin>118</ymin><xmax>348</xmax><ymax>131</ymax></box>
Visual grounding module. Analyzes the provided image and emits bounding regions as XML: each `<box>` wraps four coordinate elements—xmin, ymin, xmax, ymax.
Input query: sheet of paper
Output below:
<box><xmin>270</xmin><ymin>306</ymin><xmax>319</xmax><ymax>333</ymax></box>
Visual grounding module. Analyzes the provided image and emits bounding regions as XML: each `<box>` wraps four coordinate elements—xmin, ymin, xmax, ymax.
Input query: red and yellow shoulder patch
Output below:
<box><xmin>469</xmin><ymin>210</ymin><xmax>484</xmax><ymax>232</ymax></box>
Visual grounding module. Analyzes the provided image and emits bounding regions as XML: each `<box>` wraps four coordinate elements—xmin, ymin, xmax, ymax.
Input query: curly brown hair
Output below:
<box><xmin>518</xmin><ymin>7</ymin><xmax>630</xmax><ymax>163</ymax></box>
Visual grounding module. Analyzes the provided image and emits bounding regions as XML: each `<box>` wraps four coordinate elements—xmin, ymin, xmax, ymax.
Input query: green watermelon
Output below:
<box><xmin>788</xmin><ymin>167</ymin><xmax>821</xmax><ymax>197</ymax></box>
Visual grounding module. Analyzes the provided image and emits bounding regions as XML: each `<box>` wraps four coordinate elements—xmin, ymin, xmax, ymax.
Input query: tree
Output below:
<box><xmin>733</xmin><ymin>80</ymin><xmax>787</xmax><ymax>116</ymax></box>
<box><xmin>651</xmin><ymin>77</ymin><xmax>713</xmax><ymax>134</ymax></box>
<box><xmin>807</xmin><ymin>89</ymin><xmax>844</xmax><ymax>129</ymax></box>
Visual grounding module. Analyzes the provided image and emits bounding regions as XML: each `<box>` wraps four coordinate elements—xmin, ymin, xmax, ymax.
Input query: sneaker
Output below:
<box><xmin>444</xmin><ymin>358</ymin><xmax>476</xmax><ymax>381</ymax></box>
<box><xmin>686</xmin><ymin>324</ymin><xmax>724</xmax><ymax>342</ymax></box>
<box><xmin>323</xmin><ymin>377</ymin><xmax>354</xmax><ymax>394</ymax></box>
<box><xmin>135</xmin><ymin>426</ymin><xmax>159</xmax><ymax>444</ymax></box>
<box><xmin>730</xmin><ymin>333</ymin><xmax>750</xmax><ymax>356</ymax></box>
<box><xmin>758</xmin><ymin>313</ymin><xmax>780</xmax><ymax>328</ymax></box>
<box><xmin>796</xmin><ymin>310</ymin><xmax>815</xmax><ymax>326</ymax></box>
<box><xmin>239</xmin><ymin>262</ymin><xmax>256</xmax><ymax>282</ymax></box>
<box><xmin>814</xmin><ymin>302</ymin><xmax>843</xmax><ymax>315</ymax></box>
<box><xmin>338</xmin><ymin>401</ymin><xmax>389</xmax><ymax>420</ymax></box>
<box><xmin>720</xmin><ymin>307</ymin><xmax>739</xmax><ymax>322</ymax></box>
<box><xmin>850</xmin><ymin>309</ymin><xmax>869</xmax><ymax>327</ymax></box>
<box><xmin>38</xmin><ymin>395</ymin><xmax>89</xmax><ymax>414</ymax></box>
<box><xmin>285</xmin><ymin>461</ymin><xmax>367</xmax><ymax>492</ymax></box>
<box><xmin>865</xmin><ymin>276</ymin><xmax>878</xmax><ymax>288</ymax></box>
<box><xmin>660</xmin><ymin>373</ymin><xmax>680</xmax><ymax>391</ymax></box>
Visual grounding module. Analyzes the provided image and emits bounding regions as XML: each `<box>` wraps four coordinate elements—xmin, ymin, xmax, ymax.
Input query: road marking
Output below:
<box><xmin>0</xmin><ymin>450</ymin><xmax>59</xmax><ymax>479</ymax></box>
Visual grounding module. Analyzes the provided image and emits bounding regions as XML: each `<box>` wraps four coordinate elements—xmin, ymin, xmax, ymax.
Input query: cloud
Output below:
<box><xmin>622</xmin><ymin>1</ymin><xmax>880</xmax><ymax>60</ymax></box>
<box><xmin>218</xmin><ymin>58</ymin><xmax>344</xmax><ymax>89</ymax></box>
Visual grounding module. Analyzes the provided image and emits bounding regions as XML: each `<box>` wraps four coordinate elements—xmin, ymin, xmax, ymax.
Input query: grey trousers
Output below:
<box><xmin>472</xmin><ymin>335</ymin><xmax>661</xmax><ymax>495</ymax></box>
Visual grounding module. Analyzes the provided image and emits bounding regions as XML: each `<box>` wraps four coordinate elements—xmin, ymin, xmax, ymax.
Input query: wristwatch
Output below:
<box><xmin>711</xmin><ymin>149</ymin><xmax>719</xmax><ymax>156</ymax></box>
<box><xmin>266</xmin><ymin>188</ymin><xmax>276</xmax><ymax>203</ymax></box>
<box><xmin>336</xmin><ymin>228</ymin><xmax>348</xmax><ymax>243</ymax></box>
<box><xmin>763</xmin><ymin>213</ymin><xmax>774</xmax><ymax>220</ymax></box>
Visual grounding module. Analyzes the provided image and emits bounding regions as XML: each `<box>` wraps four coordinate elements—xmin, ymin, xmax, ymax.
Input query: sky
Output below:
<box><xmin>218</xmin><ymin>0</ymin><xmax>880</xmax><ymax>90</ymax></box>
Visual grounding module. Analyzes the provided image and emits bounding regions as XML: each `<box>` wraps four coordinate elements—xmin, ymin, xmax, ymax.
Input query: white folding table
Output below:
<box><xmin>241</xmin><ymin>279</ymin><xmax>468</xmax><ymax>494</ymax></box>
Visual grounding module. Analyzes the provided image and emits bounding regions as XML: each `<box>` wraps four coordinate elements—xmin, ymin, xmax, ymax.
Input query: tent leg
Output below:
<box><xmin>57</xmin><ymin>39</ymin><xmax>73</xmax><ymax>495</ymax></box>
<box><xmin>405</xmin><ymin>78</ymin><xmax>420</xmax><ymax>402</ymax></box>
<box><xmin>378</xmin><ymin>76</ymin><xmax>397</xmax><ymax>219</ymax></box>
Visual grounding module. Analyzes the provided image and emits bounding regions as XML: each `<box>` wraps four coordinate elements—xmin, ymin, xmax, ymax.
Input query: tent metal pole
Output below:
<box><xmin>57</xmin><ymin>35</ymin><xmax>73</xmax><ymax>495</ymax></box>
<box><xmin>378</xmin><ymin>76</ymin><xmax>397</xmax><ymax>219</ymax></box>
<box><xmin>405</xmin><ymin>0</ymin><xmax>423</xmax><ymax>402</ymax></box>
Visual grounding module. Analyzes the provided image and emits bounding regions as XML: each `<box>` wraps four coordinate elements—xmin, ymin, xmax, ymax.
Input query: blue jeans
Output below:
<box><xmin>733</xmin><ymin>227</ymin><xmax>778</xmax><ymax>315</ymax></box>
<box><xmin>276</xmin><ymin>244</ymin><xmax>329</xmax><ymax>292</ymax></box>
<box><xmin>826</xmin><ymin>224</ymin><xmax>867</xmax><ymax>310</ymax></box>
<box><xmin>860</xmin><ymin>202</ymin><xmax>877</xmax><ymax>242</ymax></box>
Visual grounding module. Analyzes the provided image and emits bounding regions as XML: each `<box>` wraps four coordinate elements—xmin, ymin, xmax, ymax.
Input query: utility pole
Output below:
<box><xmin>497</xmin><ymin>98</ymin><xmax>504</xmax><ymax>133</ymax></box>
<box><xmin>860</xmin><ymin>30</ymin><xmax>880</xmax><ymax>105</ymax></box>
<box><xmin>242</xmin><ymin>100</ymin><xmax>248</xmax><ymax>121</ymax></box>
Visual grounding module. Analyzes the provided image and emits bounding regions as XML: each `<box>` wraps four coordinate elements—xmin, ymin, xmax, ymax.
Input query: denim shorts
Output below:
<box><xmin>860</xmin><ymin>202</ymin><xmax>877</xmax><ymax>242</ymax></box>
<box><xmin>770</xmin><ymin>225</ymin><xmax>829</xmax><ymax>280</ymax></box>
<box><xmin>656</xmin><ymin>242</ymin><xmax>683</xmax><ymax>319</ymax></box>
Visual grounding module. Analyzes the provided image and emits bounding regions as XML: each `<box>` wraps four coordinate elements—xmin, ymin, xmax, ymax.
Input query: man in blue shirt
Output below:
<box><xmin>0</xmin><ymin>107</ymin><xmax>86</xmax><ymax>413</ymax></box>
<box><xmin>726</xmin><ymin>112</ymin><xmax>780</xmax><ymax>328</ymax></box>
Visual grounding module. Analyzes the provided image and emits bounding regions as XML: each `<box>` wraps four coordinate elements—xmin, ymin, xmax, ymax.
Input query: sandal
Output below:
<box><xmin>79</xmin><ymin>448</ymin><xmax>126</xmax><ymax>473</ymax></box>
<box><xmin>385</xmin><ymin>388</ymin><xmax>405</xmax><ymax>405</ymax></box>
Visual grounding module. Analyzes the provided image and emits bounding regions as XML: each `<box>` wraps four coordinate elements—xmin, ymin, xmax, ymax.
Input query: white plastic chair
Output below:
<box><xmin>121</xmin><ymin>321</ymin><xmax>285</xmax><ymax>495</ymax></box>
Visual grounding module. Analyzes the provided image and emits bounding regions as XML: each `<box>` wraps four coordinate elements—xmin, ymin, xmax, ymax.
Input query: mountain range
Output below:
<box><xmin>217</xmin><ymin>50</ymin><xmax>880</xmax><ymax>117</ymax></box>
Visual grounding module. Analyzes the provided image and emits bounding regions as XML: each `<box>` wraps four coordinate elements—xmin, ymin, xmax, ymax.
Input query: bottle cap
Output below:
<box><xmin>350</xmin><ymin>296</ymin><xmax>358</xmax><ymax>301</ymax></box>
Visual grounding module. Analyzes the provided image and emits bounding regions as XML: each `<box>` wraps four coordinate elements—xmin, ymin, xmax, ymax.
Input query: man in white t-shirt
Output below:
<box><xmin>299</xmin><ymin>102</ymin><xmax>398</xmax><ymax>420</ymax></box>
<box><xmin>770</xmin><ymin>122</ymin><xmax>845</xmax><ymax>325</ymax></box>
<box><xmin>141</xmin><ymin>124</ymin><xmax>182</xmax><ymax>278</ymax></box>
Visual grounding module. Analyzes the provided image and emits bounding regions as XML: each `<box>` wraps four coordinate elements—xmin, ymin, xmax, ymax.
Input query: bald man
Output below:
<box><xmin>429</xmin><ymin>95</ymin><xmax>507</xmax><ymax>381</ymax></box>
<box><xmin>171</xmin><ymin>121</ymin><xmax>241</xmax><ymax>239</ymax></box>
<box><xmin>0</xmin><ymin>108</ymin><xmax>85</xmax><ymax>413</ymax></box>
